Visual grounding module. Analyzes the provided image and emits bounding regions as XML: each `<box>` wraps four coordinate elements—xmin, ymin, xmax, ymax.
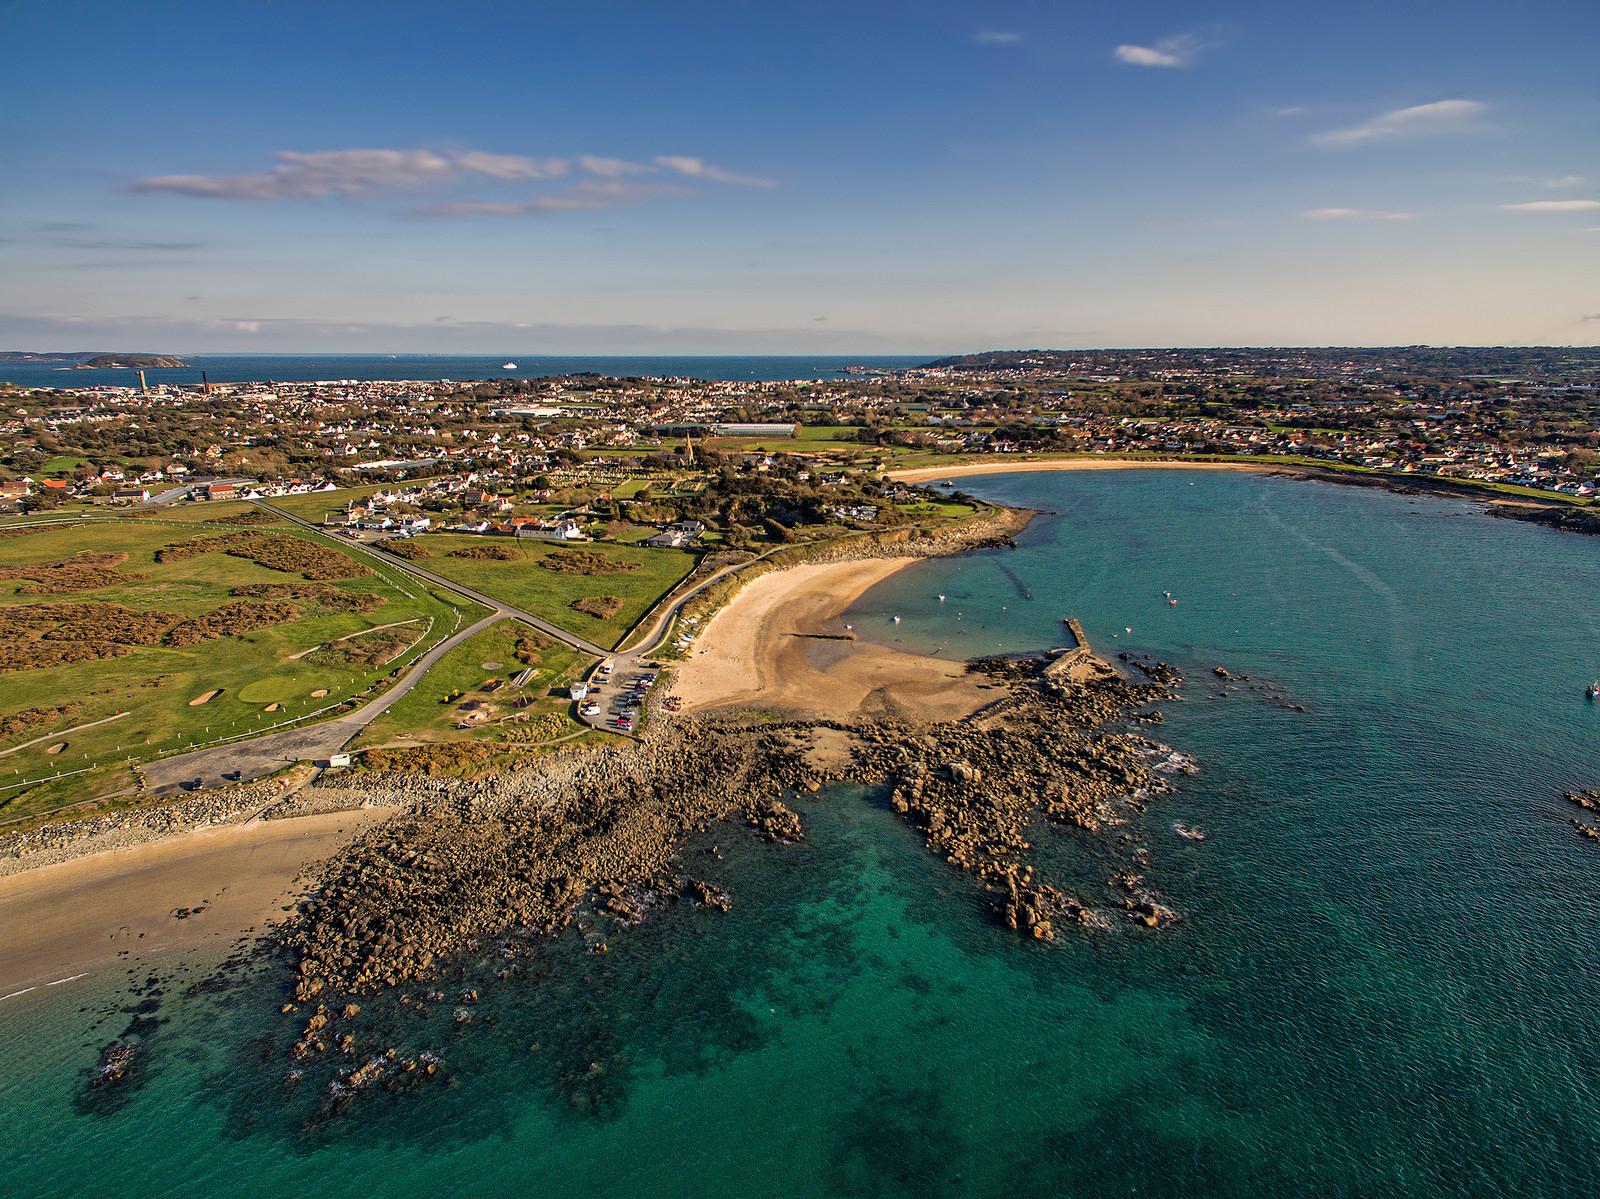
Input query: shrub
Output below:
<box><xmin>540</xmin><ymin>549</ymin><xmax>638</xmax><ymax>575</ymax></box>
<box><xmin>571</xmin><ymin>594</ymin><xmax>624</xmax><ymax>620</ymax></box>
<box><xmin>164</xmin><ymin>601</ymin><xmax>301</xmax><ymax>647</ymax></box>
<box><xmin>0</xmin><ymin>602</ymin><xmax>179</xmax><ymax>672</ymax></box>
<box><xmin>448</xmin><ymin>543</ymin><xmax>520</xmax><ymax>561</ymax></box>
<box><xmin>0</xmin><ymin>551</ymin><xmax>140</xmax><ymax>593</ymax></box>
<box><xmin>157</xmin><ymin>532</ymin><xmax>369</xmax><ymax>580</ymax></box>
<box><xmin>382</xmin><ymin>540</ymin><xmax>434</xmax><ymax>561</ymax></box>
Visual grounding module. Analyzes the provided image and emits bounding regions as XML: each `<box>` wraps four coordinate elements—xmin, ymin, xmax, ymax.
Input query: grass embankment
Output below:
<box><xmin>0</xmin><ymin>518</ymin><xmax>474</xmax><ymax>823</ymax></box>
<box><xmin>417</xmin><ymin>534</ymin><xmax>698</xmax><ymax>648</ymax></box>
<box><xmin>354</xmin><ymin>619</ymin><xmax>586</xmax><ymax>750</ymax></box>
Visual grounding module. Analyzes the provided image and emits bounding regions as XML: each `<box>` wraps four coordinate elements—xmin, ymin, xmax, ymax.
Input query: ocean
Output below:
<box><xmin>0</xmin><ymin>355</ymin><xmax>929</xmax><ymax>390</ymax></box>
<box><xmin>4</xmin><ymin>467</ymin><xmax>1599</xmax><ymax>1197</ymax></box>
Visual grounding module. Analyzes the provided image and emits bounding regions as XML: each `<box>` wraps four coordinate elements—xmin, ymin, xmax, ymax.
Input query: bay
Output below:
<box><xmin>4</xmin><ymin>468</ymin><xmax>1598</xmax><ymax>1197</ymax></box>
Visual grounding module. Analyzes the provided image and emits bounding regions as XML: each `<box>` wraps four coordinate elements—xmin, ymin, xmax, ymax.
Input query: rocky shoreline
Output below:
<box><xmin>261</xmin><ymin>637</ymin><xmax>1188</xmax><ymax>1101</ymax></box>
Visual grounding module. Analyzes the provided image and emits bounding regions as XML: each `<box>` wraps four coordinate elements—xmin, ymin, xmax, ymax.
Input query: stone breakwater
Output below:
<box><xmin>268</xmin><ymin>645</ymin><xmax>1186</xmax><ymax>1092</ymax></box>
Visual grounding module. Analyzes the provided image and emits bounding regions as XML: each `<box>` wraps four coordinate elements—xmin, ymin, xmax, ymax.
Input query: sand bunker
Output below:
<box><xmin>188</xmin><ymin>689</ymin><xmax>223</xmax><ymax>707</ymax></box>
<box><xmin>264</xmin><ymin>703</ymin><xmax>281</xmax><ymax>713</ymax></box>
<box><xmin>45</xmin><ymin>742</ymin><xmax>67</xmax><ymax>755</ymax></box>
<box><xmin>309</xmin><ymin>688</ymin><xmax>329</xmax><ymax>698</ymax></box>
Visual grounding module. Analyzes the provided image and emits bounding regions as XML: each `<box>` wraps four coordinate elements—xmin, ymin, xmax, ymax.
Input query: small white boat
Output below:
<box><xmin>937</xmin><ymin>594</ymin><xmax>946</xmax><ymax>602</ymax></box>
<box><xmin>892</xmin><ymin>615</ymin><xmax>902</xmax><ymax>624</ymax></box>
<box><xmin>501</xmin><ymin>361</ymin><xmax>518</xmax><ymax>369</ymax></box>
<box><xmin>1588</xmin><ymin>681</ymin><xmax>1600</xmax><ymax>700</ymax></box>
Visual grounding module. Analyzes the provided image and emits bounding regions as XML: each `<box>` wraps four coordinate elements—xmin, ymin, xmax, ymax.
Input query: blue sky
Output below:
<box><xmin>3</xmin><ymin>0</ymin><xmax>1597</xmax><ymax>351</ymax></box>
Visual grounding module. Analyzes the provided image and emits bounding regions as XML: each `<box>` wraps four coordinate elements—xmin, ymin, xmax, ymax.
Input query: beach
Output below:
<box><xmin>671</xmin><ymin>557</ymin><xmax>991</xmax><ymax>722</ymax></box>
<box><xmin>0</xmin><ymin>809</ymin><xmax>382</xmax><ymax>999</ymax></box>
<box><xmin>889</xmin><ymin>457</ymin><xmax>1281</xmax><ymax>483</ymax></box>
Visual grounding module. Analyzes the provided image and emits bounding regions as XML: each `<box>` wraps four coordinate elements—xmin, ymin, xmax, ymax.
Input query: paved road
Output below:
<box><xmin>571</xmin><ymin>539</ymin><xmax>828</xmax><ymax>735</ymax></box>
<box><xmin>138</xmin><ymin>611</ymin><xmax>504</xmax><ymax>796</ymax></box>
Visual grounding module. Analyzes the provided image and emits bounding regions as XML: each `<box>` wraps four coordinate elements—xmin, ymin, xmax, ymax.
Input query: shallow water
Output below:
<box><xmin>4</xmin><ymin>469</ymin><xmax>1599</xmax><ymax>1197</ymax></box>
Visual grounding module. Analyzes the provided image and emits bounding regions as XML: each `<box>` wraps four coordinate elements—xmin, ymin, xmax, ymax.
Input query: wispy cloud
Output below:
<box><xmin>1303</xmin><ymin>207</ymin><xmax>1413</xmax><ymax>222</ymax></box>
<box><xmin>1311</xmin><ymin>99</ymin><xmax>1486</xmax><ymax>148</ymax></box>
<box><xmin>131</xmin><ymin>147</ymin><xmax>774</xmax><ymax>203</ymax></box>
<box><xmin>131</xmin><ymin>149</ymin><xmax>462</xmax><ymax>199</ymax></box>
<box><xmin>449</xmin><ymin>151</ymin><xmax>569</xmax><ymax>181</ymax></box>
<box><xmin>1114</xmin><ymin>33</ymin><xmax>1205</xmax><ymax>69</ymax></box>
<box><xmin>653</xmin><ymin>156</ymin><xmax>775</xmax><ymax>188</ymax></box>
<box><xmin>1543</xmin><ymin>174</ymin><xmax>1587</xmax><ymax>189</ymax></box>
<box><xmin>577</xmin><ymin>155</ymin><xmax>651</xmax><ymax>178</ymax></box>
<box><xmin>973</xmin><ymin>30</ymin><xmax>1021</xmax><ymax>46</ymax></box>
<box><xmin>1501</xmin><ymin>199</ymin><xmax>1600</xmax><ymax>213</ymax></box>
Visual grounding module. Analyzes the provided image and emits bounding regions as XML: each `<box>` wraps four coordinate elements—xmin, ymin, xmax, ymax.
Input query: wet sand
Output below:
<box><xmin>672</xmin><ymin>558</ymin><xmax>990</xmax><ymax>722</ymax></box>
<box><xmin>0</xmin><ymin>810</ymin><xmax>383</xmax><ymax>999</ymax></box>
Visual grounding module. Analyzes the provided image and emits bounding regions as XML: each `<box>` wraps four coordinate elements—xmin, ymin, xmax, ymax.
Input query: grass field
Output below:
<box><xmin>418</xmin><ymin>534</ymin><xmax>698</xmax><ymax>647</ymax></box>
<box><xmin>353</xmin><ymin>619</ymin><xmax>586</xmax><ymax>749</ymax></box>
<box><xmin>895</xmin><ymin>499</ymin><xmax>977</xmax><ymax>520</ymax></box>
<box><xmin>795</xmin><ymin>424</ymin><xmax>862</xmax><ymax>442</ymax></box>
<box><xmin>0</xmin><ymin>517</ymin><xmax>477</xmax><ymax>822</ymax></box>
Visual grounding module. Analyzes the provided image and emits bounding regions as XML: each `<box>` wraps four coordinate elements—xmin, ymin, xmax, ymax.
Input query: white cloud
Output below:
<box><xmin>974</xmin><ymin>31</ymin><xmax>1022</xmax><ymax>46</ymax></box>
<box><xmin>132</xmin><ymin>149</ymin><xmax>459</xmax><ymax>199</ymax></box>
<box><xmin>1543</xmin><ymin>174</ymin><xmax>1587</xmax><ymax>188</ymax></box>
<box><xmin>653</xmin><ymin>156</ymin><xmax>775</xmax><ymax>188</ymax></box>
<box><xmin>133</xmin><ymin>147</ymin><xmax>775</xmax><ymax>201</ymax></box>
<box><xmin>1501</xmin><ymin>199</ymin><xmax>1600</xmax><ymax>213</ymax></box>
<box><xmin>1312</xmin><ymin>99</ymin><xmax>1486</xmax><ymax>148</ymax></box>
<box><xmin>578</xmin><ymin>155</ymin><xmax>650</xmax><ymax>178</ymax></box>
<box><xmin>1303</xmin><ymin>207</ymin><xmax>1414</xmax><ymax>221</ymax></box>
<box><xmin>1114</xmin><ymin>33</ymin><xmax>1204</xmax><ymax>69</ymax></box>
<box><xmin>451</xmin><ymin>151</ymin><xmax>569</xmax><ymax>180</ymax></box>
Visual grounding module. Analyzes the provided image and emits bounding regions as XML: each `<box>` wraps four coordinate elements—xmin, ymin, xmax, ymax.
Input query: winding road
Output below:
<box><xmin>137</xmin><ymin>497</ymin><xmax>615</xmax><ymax>796</ymax></box>
<box><xmin>136</xmin><ymin>510</ymin><xmax>849</xmax><ymax>791</ymax></box>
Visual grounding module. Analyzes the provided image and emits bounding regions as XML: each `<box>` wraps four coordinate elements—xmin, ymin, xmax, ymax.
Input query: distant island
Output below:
<box><xmin>0</xmin><ymin>351</ymin><xmax>187</xmax><ymax>369</ymax></box>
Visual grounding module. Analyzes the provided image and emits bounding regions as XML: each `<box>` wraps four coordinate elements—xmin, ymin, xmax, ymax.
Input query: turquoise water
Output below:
<box><xmin>5</xmin><ymin>469</ymin><xmax>1600</xmax><ymax>1197</ymax></box>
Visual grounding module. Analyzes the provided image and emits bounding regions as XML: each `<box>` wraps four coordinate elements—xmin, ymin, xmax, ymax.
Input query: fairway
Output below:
<box><xmin>418</xmin><ymin>534</ymin><xmax>698</xmax><ymax>648</ymax></box>
<box><xmin>0</xmin><ymin>516</ymin><xmax>475</xmax><ymax>822</ymax></box>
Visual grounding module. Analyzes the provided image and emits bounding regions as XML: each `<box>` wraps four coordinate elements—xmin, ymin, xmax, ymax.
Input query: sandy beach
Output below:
<box><xmin>889</xmin><ymin>457</ymin><xmax>1282</xmax><ymax>483</ymax></box>
<box><xmin>0</xmin><ymin>809</ymin><xmax>382</xmax><ymax>999</ymax></box>
<box><xmin>672</xmin><ymin>557</ymin><xmax>990</xmax><ymax>722</ymax></box>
